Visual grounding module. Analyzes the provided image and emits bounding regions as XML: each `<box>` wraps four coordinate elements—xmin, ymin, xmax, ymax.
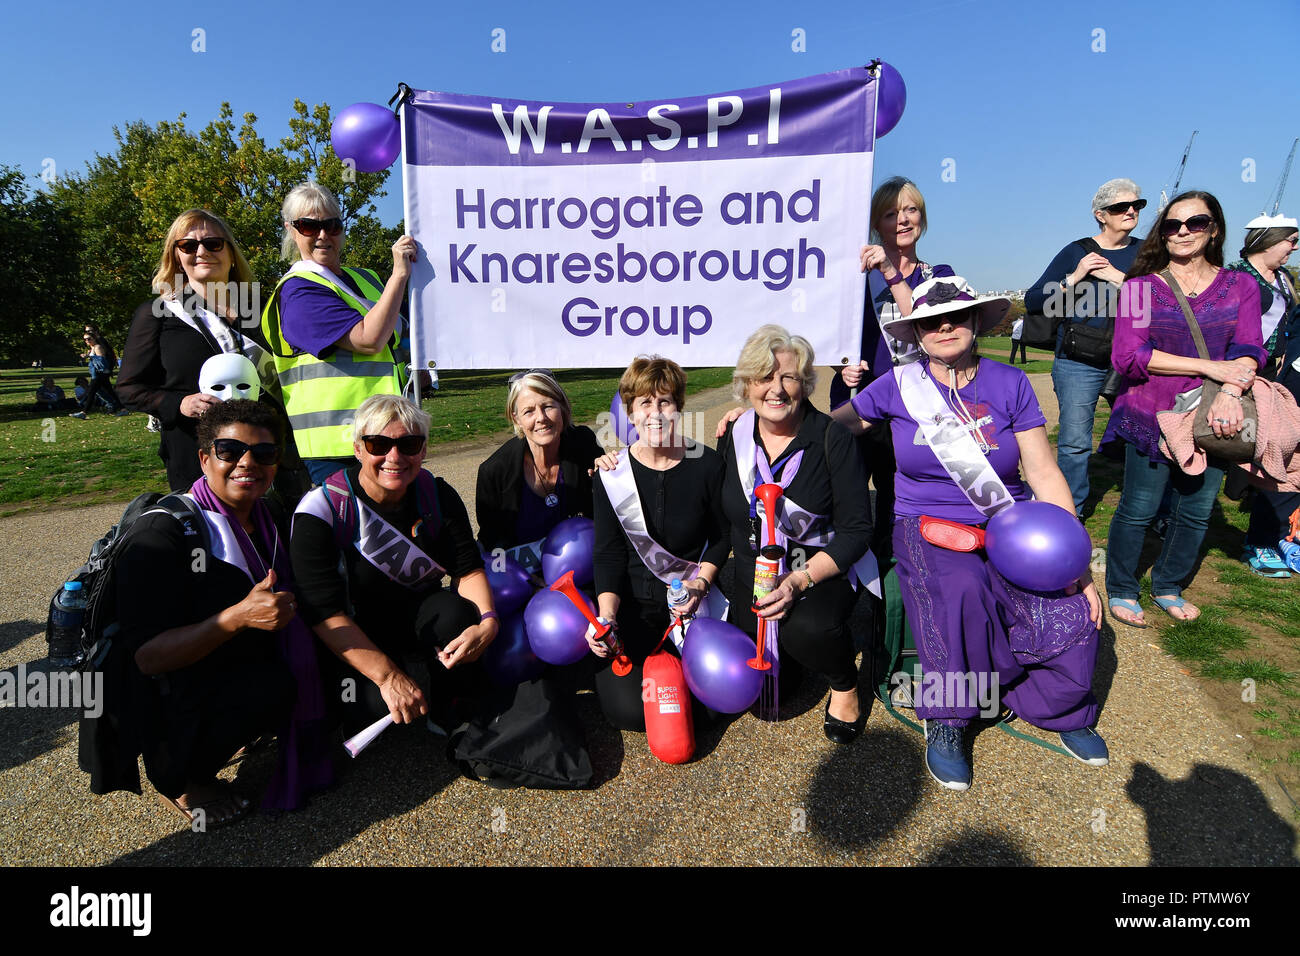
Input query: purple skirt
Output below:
<box><xmin>893</xmin><ymin>515</ymin><xmax>1099</xmax><ymax>730</ymax></box>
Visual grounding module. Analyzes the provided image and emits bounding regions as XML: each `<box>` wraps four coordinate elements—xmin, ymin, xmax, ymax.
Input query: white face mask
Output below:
<box><xmin>199</xmin><ymin>353</ymin><xmax>260</xmax><ymax>402</ymax></box>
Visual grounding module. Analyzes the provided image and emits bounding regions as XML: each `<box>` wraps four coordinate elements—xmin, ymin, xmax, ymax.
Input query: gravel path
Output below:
<box><xmin>2</xmin><ymin>372</ymin><xmax>1295</xmax><ymax>866</ymax></box>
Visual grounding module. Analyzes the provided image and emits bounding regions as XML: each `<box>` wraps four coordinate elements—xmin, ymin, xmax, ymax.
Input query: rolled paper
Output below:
<box><xmin>343</xmin><ymin>713</ymin><xmax>394</xmax><ymax>758</ymax></box>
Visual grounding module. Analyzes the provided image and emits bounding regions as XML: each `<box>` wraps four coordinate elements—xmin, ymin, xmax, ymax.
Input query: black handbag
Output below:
<box><xmin>449</xmin><ymin>676</ymin><xmax>593</xmax><ymax>789</ymax></box>
<box><xmin>1061</xmin><ymin>318</ymin><xmax>1115</xmax><ymax>368</ymax></box>
<box><xmin>1163</xmin><ymin>269</ymin><xmax>1258</xmax><ymax>463</ymax></box>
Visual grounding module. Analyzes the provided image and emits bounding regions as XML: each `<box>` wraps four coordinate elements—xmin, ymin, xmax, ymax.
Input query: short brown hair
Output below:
<box><xmin>618</xmin><ymin>356</ymin><xmax>687</xmax><ymax>413</ymax></box>
<box><xmin>870</xmin><ymin>176</ymin><xmax>927</xmax><ymax>244</ymax></box>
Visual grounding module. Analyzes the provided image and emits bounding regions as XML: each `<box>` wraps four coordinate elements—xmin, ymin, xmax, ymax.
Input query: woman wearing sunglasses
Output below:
<box><xmin>101</xmin><ymin>400</ymin><xmax>313</xmax><ymax>826</ymax></box>
<box><xmin>70</xmin><ymin>329</ymin><xmax>129</xmax><ymax>419</ymax></box>
<box><xmin>475</xmin><ymin>369</ymin><xmax>604</xmax><ymax>560</ymax></box>
<box><xmin>832</xmin><ymin>277</ymin><xmax>1106</xmax><ymax>790</ymax></box>
<box><xmin>260</xmin><ymin>183</ymin><xmax>417</xmax><ymax>484</ymax></box>
<box><xmin>117</xmin><ymin>209</ymin><xmax>278</xmax><ymax>491</ymax></box>
<box><xmin>1025</xmin><ymin>179</ymin><xmax>1145</xmax><ymax>514</ymax></box>
<box><xmin>291</xmin><ymin>395</ymin><xmax>498</xmax><ymax>743</ymax></box>
<box><xmin>831</xmin><ymin>176</ymin><xmax>956</xmax><ymax>563</ymax></box>
<box><xmin>1106</xmin><ymin>191</ymin><xmax>1266</xmax><ymax>625</ymax></box>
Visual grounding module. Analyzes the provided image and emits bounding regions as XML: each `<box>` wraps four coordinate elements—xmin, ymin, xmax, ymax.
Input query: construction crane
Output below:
<box><xmin>1159</xmin><ymin>131</ymin><xmax>1198</xmax><ymax>213</ymax></box>
<box><xmin>1266</xmin><ymin>137</ymin><xmax>1297</xmax><ymax>216</ymax></box>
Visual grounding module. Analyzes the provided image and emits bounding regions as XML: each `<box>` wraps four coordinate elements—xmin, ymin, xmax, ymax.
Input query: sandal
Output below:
<box><xmin>1107</xmin><ymin>597</ymin><xmax>1148</xmax><ymax>629</ymax></box>
<box><xmin>1153</xmin><ymin>594</ymin><xmax>1200</xmax><ymax>622</ymax></box>
<box><xmin>157</xmin><ymin>782</ymin><xmax>251</xmax><ymax>830</ymax></box>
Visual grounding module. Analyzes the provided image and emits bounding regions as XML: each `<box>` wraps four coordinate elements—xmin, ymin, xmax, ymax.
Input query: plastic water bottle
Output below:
<box><xmin>1279</xmin><ymin>539</ymin><xmax>1300</xmax><ymax>573</ymax></box>
<box><xmin>48</xmin><ymin>581</ymin><xmax>88</xmax><ymax>668</ymax></box>
<box><xmin>666</xmin><ymin>578</ymin><xmax>691</xmax><ymax>651</ymax></box>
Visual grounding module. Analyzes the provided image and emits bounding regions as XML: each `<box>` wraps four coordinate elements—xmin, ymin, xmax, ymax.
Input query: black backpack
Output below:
<box><xmin>65</xmin><ymin>494</ymin><xmax>209</xmax><ymax>794</ymax></box>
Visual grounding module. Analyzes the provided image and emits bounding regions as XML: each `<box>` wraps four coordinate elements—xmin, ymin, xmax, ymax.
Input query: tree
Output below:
<box><xmin>48</xmin><ymin>99</ymin><xmax>396</xmax><ymax>347</ymax></box>
<box><xmin>0</xmin><ymin>165</ymin><xmax>81</xmax><ymax>364</ymax></box>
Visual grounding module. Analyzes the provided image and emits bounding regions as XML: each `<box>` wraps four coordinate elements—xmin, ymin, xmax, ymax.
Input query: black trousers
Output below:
<box><xmin>729</xmin><ymin>575</ymin><xmax>862</xmax><ymax>692</ymax></box>
<box><xmin>324</xmin><ymin>590</ymin><xmax>488</xmax><ymax>737</ymax></box>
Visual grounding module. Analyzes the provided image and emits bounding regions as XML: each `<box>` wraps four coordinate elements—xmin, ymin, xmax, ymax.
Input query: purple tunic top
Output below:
<box><xmin>850</xmin><ymin>358</ymin><xmax>1046</xmax><ymax>524</ymax></box>
<box><xmin>1109</xmin><ymin>269</ymin><xmax>1265</xmax><ymax>461</ymax></box>
<box><xmin>280</xmin><ymin>273</ymin><xmax>372</xmax><ymax>358</ymax></box>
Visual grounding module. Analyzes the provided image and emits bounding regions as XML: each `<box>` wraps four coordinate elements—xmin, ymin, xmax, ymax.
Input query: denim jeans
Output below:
<box><xmin>1105</xmin><ymin>443</ymin><xmax>1224</xmax><ymax>600</ymax></box>
<box><xmin>1051</xmin><ymin>356</ymin><xmax>1109</xmax><ymax>513</ymax></box>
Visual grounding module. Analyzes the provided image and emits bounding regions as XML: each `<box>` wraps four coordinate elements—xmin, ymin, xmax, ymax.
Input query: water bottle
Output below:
<box><xmin>1279</xmin><ymin>539</ymin><xmax>1300</xmax><ymax>573</ymax></box>
<box><xmin>48</xmin><ymin>581</ymin><xmax>88</xmax><ymax>668</ymax></box>
<box><xmin>666</xmin><ymin>578</ymin><xmax>691</xmax><ymax>651</ymax></box>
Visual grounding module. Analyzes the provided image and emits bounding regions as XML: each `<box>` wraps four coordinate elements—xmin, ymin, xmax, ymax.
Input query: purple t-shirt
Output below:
<box><xmin>279</xmin><ymin>273</ymin><xmax>371</xmax><ymax>358</ymax></box>
<box><xmin>850</xmin><ymin>358</ymin><xmax>1046</xmax><ymax>524</ymax></box>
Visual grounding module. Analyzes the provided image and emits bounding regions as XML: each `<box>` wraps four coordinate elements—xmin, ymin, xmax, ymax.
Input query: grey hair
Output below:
<box><xmin>731</xmin><ymin>324</ymin><xmax>817</xmax><ymax>403</ymax></box>
<box><xmin>280</xmin><ymin>182</ymin><xmax>343</xmax><ymax>260</ymax></box>
<box><xmin>352</xmin><ymin>394</ymin><xmax>430</xmax><ymax>446</ymax></box>
<box><xmin>506</xmin><ymin>371</ymin><xmax>573</xmax><ymax>438</ymax></box>
<box><xmin>1091</xmin><ymin>178</ymin><xmax>1141</xmax><ymax>226</ymax></box>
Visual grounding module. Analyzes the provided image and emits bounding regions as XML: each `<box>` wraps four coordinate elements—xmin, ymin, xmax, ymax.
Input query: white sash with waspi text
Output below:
<box><xmin>894</xmin><ymin>362</ymin><xmax>1015</xmax><ymax>519</ymax></box>
<box><xmin>730</xmin><ymin>410</ymin><xmax>881</xmax><ymax>597</ymax></box>
<box><xmin>297</xmin><ymin>486</ymin><xmax>445</xmax><ymax>588</ymax></box>
<box><xmin>161</xmin><ymin>296</ymin><xmax>275</xmax><ymax>386</ymax></box>
<box><xmin>599</xmin><ymin>452</ymin><xmax>729</xmax><ymax>620</ymax></box>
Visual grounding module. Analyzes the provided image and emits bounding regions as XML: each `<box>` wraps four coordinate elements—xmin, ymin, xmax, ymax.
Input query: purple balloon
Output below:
<box><xmin>985</xmin><ymin>501</ymin><xmax>1092</xmax><ymax>593</ymax></box>
<box><xmin>873</xmin><ymin>62</ymin><xmax>907</xmax><ymax>138</ymax></box>
<box><xmin>482</xmin><ymin>549</ymin><xmax>534</xmax><ymax>617</ymax></box>
<box><xmin>681</xmin><ymin>617</ymin><xmax>765</xmax><ymax>714</ymax></box>
<box><xmin>331</xmin><ymin>103</ymin><xmax>401</xmax><ymax>173</ymax></box>
<box><xmin>609</xmin><ymin>392</ymin><xmax>639</xmax><ymax>447</ymax></box>
<box><xmin>542</xmin><ymin>517</ymin><xmax>595</xmax><ymax>588</ymax></box>
<box><xmin>483</xmin><ymin>613</ymin><xmax>546</xmax><ymax>686</ymax></box>
<box><xmin>523</xmin><ymin>588</ymin><xmax>594</xmax><ymax>666</ymax></box>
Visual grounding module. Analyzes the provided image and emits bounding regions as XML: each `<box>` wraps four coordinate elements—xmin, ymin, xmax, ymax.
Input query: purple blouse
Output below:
<box><xmin>1110</xmin><ymin>270</ymin><xmax>1265</xmax><ymax>460</ymax></box>
<box><xmin>850</xmin><ymin>359</ymin><xmax>1046</xmax><ymax>524</ymax></box>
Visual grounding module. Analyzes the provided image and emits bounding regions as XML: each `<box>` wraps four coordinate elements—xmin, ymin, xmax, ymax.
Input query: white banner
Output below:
<box><xmin>401</xmin><ymin>69</ymin><xmax>877</xmax><ymax>368</ymax></box>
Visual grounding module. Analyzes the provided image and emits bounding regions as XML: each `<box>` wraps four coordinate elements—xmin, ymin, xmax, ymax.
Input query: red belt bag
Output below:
<box><xmin>919</xmin><ymin>515</ymin><xmax>987</xmax><ymax>552</ymax></box>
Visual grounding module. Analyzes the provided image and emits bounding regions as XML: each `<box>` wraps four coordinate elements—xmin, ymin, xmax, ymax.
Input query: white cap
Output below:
<box><xmin>1245</xmin><ymin>213</ymin><xmax>1299</xmax><ymax>230</ymax></box>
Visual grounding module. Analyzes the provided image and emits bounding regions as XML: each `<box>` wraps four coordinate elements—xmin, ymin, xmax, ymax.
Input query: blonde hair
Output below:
<box><xmin>870</xmin><ymin>176</ymin><xmax>927</xmax><ymax>244</ymax></box>
<box><xmin>506</xmin><ymin>371</ymin><xmax>573</xmax><ymax>438</ymax></box>
<box><xmin>151</xmin><ymin>209</ymin><xmax>253</xmax><ymax>297</ymax></box>
<box><xmin>280</xmin><ymin>182</ymin><xmax>344</xmax><ymax>260</ymax></box>
<box><xmin>618</xmin><ymin>356</ymin><xmax>687</xmax><ymax>413</ymax></box>
<box><xmin>352</xmin><ymin>394</ymin><xmax>430</xmax><ymax>444</ymax></box>
<box><xmin>731</xmin><ymin>325</ymin><xmax>817</xmax><ymax>402</ymax></box>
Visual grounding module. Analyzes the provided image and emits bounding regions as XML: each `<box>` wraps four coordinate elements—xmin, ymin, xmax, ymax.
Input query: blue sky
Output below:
<box><xmin>3</xmin><ymin>0</ymin><xmax>1296</xmax><ymax>291</ymax></box>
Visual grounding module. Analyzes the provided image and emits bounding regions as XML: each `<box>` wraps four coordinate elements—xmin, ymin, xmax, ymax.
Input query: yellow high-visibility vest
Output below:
<box><xmin>261</xmin><ymin>266</ymin><xmax>406</xmax><ymax>459</ymax></box>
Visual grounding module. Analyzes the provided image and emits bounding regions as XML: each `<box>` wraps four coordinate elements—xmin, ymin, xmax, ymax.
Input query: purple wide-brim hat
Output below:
<box><xmin>882</xmin><ymin>275</ymin><xmax>1011</xmax><ymax>345</ymax></box>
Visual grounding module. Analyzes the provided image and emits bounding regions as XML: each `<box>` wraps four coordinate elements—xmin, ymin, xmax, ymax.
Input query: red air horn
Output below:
<box><xmin>550</xmin><ymin>570</ymin><xmax>633</xmax><ymax>676</ymax></box>
<box><xmin>749</xmin><ymin>482</ymin><xmax>786</xmax><ymax>672</ymax></box>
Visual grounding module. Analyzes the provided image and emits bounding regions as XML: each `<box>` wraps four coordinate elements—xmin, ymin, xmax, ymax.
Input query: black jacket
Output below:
<box><xmin>475</xmin><ymin>426</ymin><xmax>603</xmax><ymax>550</ymax></box>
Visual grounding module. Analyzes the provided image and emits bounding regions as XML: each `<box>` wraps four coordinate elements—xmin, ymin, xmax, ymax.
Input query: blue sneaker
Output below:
<box><xmin>923</xmin><ymin>720</ymin><xmax>971</xmax><ymax>791</ymax></box>
<box><xmin>1244</xmin><ymin>546</ymin><xmax>1290</xmax><ymax>579</ymax></box>
<box><xmin>1059</xmin><ymin>726</ymin><xmax>1110</xmax><ymax>766</ymax></box>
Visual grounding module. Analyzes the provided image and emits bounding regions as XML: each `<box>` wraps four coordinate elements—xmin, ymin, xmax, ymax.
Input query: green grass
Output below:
<box><xmin>977</xmin><ymin>335</ymin><xmax>1055</xmax><ymax>375</ymax></box>
<box><xmin>0</xmin><ymin>364</ymin><xmax>734</xmax><ymax>513</ymax></box>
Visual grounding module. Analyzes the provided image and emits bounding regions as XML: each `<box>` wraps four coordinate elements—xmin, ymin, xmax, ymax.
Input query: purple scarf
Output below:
<box><xmin>189</xmin><ymin>478</ymin><xmax>335</xmax><ymax>809</ymax></box>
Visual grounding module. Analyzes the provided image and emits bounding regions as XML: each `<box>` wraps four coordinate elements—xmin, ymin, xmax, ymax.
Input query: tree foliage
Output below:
<box><xmin>4</xmin><ymin>99</ymin><xmax>402</xmax><ymax>360</ymax></box>
<box><xmin>0</xmin><ymin>165</ymin><xmax>81</xmax><ymax>364</ymax></box>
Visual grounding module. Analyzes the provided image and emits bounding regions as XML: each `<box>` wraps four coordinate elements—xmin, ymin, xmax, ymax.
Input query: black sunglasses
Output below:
<box><xmin>1102</xmin><ymin>199</ymin><xmax>1147</xmax><ymax>215</ymax></box>
<box><xmin>915</xmin><ymin>310</ymin><xmax>976</xmax><ymax>332</ymax></box>
<box><xmin>291</xmin><ymin>217</ymin><xmax>344</xmax><ymax>237</ymax></box>
<box><xmin>508</xmin><ymin>368</ymin><xmax>556</xmax><ymax>384</ymax></box>
<box><xmin>211</xmin><ymin>438</ymin><xmax>281</xmax><ymax>465</ymax></box>
<box><xmin>361</xmin><ymin>433</ymin><xmax>425</xmax><ymax>456</ymax></box>
<box><xmin>175</xmin><ymin>237</ymin><xmax>227</xmax><ymax>254</ymax></box>
<box><xmin>1159</xmin><ymin>214</ymin><xmax>1214</xmax><ymax>238</ymax></box>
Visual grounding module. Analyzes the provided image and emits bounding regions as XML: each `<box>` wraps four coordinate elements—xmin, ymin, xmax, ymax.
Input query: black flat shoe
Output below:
<box><xmin>823</xmin><ymin>695</ymin><xmax>865</xmax><ymax>744</ymax></box>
